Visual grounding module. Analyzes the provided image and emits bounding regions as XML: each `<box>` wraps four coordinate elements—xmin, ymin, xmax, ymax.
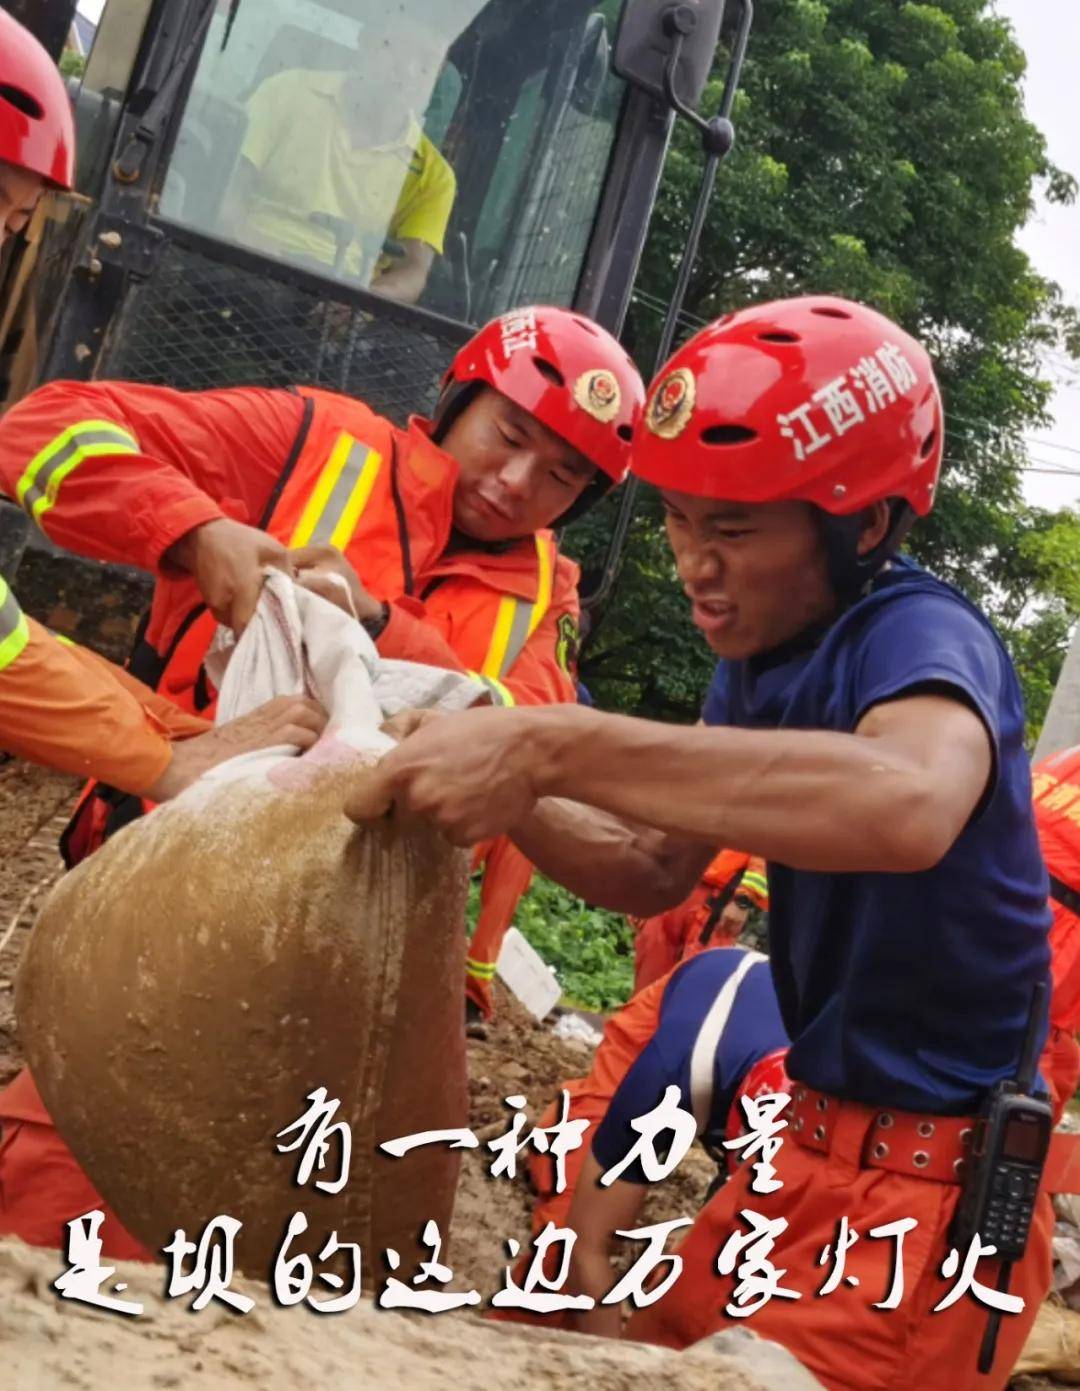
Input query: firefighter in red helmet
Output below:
<box><xmin>0</xmin><ymin>9</ymin><xmax>76</xmax><ymax>232</ymax></box>
<box><xmin>353</xmin><ymin>295</ymin><xmax>1080</xmax><ymax>1387</ymax></box>
<box><xmin>0</xmin><ymin>298</ymin><xmax>644</xmax><ymax>1254</ymax></box>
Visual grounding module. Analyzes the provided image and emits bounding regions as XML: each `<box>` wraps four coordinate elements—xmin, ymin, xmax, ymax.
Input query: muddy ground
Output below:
<box><xmin>0</xmin><ymin>758</ymin><xmax>77</xmax><ymax>1087</ymax></box>
<box><xmin>0</xmin><ymin>760</ymin><xmax>1067</xmax><ymax>1387</ymax></box>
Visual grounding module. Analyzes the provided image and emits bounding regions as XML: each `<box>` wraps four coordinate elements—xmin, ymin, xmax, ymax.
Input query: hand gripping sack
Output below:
<box><xmin>17</xmin><ymin>573</ymin><xmax>478</xmax><ymax>1275</ymax></box>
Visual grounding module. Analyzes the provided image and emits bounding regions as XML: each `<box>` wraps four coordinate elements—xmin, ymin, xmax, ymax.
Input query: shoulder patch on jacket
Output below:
<box><xmin>555</xmin><ymin>612</ymin><xmax>580</xmax><ymax>676</ymax></box>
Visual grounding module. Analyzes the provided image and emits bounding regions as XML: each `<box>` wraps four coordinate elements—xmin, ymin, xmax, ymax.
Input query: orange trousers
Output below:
<box><xmin>625</xmin><ymin>1098</ymin><xmax>1056</xmax><ymax>1390</ymax></box>
<box><xmin>467</xmin><ymin>836</ymin><xmax>535</xmax><ymax>1018</ymax></box>
<box><xmin>0</xmin><ymin>1068</ymin><xmax>149</xmax><ymax>1260</ymax></box>
<box><xmin>1040</xmin><ymin>1025</ymin><xmax>1080</xmax><ymax>1112</ymax></box>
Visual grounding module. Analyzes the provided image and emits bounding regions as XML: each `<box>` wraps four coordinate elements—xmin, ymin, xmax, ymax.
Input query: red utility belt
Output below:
<box><xmin>788</xmin><ymin>1084</ymin><xmax>1080</xmax><ymax>1193</ymax></box>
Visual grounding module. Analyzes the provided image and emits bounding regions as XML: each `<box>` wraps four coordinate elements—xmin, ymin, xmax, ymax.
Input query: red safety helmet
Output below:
<box><xmin>0</xmin><ymin>12</ymin><xmax>76</xmax><ymax>191</ymax></box>
<box><xmin>633</xmin><ymin>295</ymin><xmax>943</xmax><ymax>594</ymax></box>
<box><xmin>723</xmin><ymin>1045</ymin><xmax>792</xmax><ymax>1175</ymax></box>
<box><xmin>435</xmin><ymin>305</ymin><xmax>645</xmax><ymax>523</ymax></box>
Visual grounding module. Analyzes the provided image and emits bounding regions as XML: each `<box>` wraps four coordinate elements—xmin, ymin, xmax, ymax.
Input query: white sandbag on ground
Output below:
<box><xmin>17</xmin><ymin>572</ymin><xmax>478</xmax><ymax>1276</ymax></box>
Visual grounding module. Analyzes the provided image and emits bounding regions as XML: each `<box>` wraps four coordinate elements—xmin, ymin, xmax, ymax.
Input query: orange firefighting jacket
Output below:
<box><xmin>0</xmin><ymin>380</ymin><xmax>580</xmax><ymax>716</ymax></box>
<box><xmin>631</xmin><ymin>849</ymin><xmax>769</xmax><ymax>992</ymax></box>
<box><xmin>1032</xmin><ymin>745</ymin><xmax>1080</xmax><ymax>1032</ymax></box>
<box><xmin>0</xmin><ymin>574</ymin><xmax>206</xmax><ymax>790</ymax></box>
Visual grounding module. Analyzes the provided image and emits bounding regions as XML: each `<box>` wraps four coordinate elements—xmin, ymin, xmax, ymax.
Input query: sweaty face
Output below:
<box><xmin>662</xmin><ymin>491</ymin><xmax>837</xmax><ymax>659</ymax></box>
<box><xmin>0</xmin><ymin>159</ymin><xmax>44</xmax><ymax>248</ymax></box>
<box><xmin>443</xmin><ymin>387</ymin><xmax>596</xmax><ymax>542</ymax></box>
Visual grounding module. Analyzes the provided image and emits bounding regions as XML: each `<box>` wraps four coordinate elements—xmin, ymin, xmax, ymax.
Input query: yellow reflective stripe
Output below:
<box><xmin>288</xmin><ymin>432</ymin><xmax>353</xmax><ymax>545</ymax></box>
<box><xmin>466</xmin><ymin>957</ymin><xmax>498</xmax><ymax>980</ymax></box>
<box><xmin>468</xmin><ymin>671</ymin><xmax>515</xmax><ymax>707</ymax></box>
<box><xmin>53</xmin><ymin>633</ymin><xmax>75</xmax><ymax>647</ymax></box>
<box><xmin>327</xmin><ymin>445</ymin><xmax>382</xmax><ymax>551</ymax></box>
<box><xmin>480</xmin><ymin>594</ymin><xmax>516</xmax><ymax>680</ymax></box>
<box><xmin>288</xmin><ymin>432</ymin><xmax>382</xmax><ymax>550</ymax></box>
<box><xmin>527</xmin><ymin>534</ymin><xmax>553</xmax><ymax>642</ymax></box>
<box><xmin>480</xmin><ymin>535</ymin><xmax>556</xmax><ymax>681</ymax></box>
<box><xmin>17</xmin><ymin>420</ymin><xmax>138</xmax><ymax>524</ymax></box>
<box><xmin>0</xmin><ymin>576</ymin><xmax>30</xmax><ymax>671</ymax></box>
<box><xmin>741</xmin><ymin>872</ymin><xmax>768</xmax><ymax>895</ymax></box>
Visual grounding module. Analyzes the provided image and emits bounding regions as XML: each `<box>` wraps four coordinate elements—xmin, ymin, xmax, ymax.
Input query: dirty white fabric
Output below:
<box><xmin>204</xmin><ymin>569</ymin><xmax>483</xmax><ymax>766</ymax></box>
<box><xmin>552</xmin><ymin>1012</ymin><xmax>604</xmax><ymax>1051</ymax></box>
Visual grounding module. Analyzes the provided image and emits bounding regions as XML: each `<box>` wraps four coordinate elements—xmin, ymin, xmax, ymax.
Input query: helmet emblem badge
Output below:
<box><xmin>573</xmin><ymin>368</ymin><xmax>622</xmax><ymax>423</ymax></box>
<box><xmin>646</xmin><ymin>368</ymin><xmax>696</xmax><ymax>439</ymax></box>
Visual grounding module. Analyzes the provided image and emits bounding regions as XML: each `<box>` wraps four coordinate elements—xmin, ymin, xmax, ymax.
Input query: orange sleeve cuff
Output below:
<box><xmin>0</xmin><ymin>618</ymin><xmax>194</xmax><ymax>793</ymax></box>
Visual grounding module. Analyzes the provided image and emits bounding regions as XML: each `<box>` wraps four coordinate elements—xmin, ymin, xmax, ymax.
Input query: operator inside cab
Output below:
<box><xmin>221</xmin><ymin>9</ymin><xmax>456</xmax><ymax>304</ymax></box>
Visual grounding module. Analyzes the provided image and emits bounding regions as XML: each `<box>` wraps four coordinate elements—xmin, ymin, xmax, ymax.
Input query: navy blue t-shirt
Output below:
<box><xmin>701</xmin><ymin>558</ymin><xmax>1051</xmax><ymax>1115</ymax></box>
<box><xmin>592</xmin><ymin>949</ymin><xmax>789</xmax><ymax>1181</ymax></box>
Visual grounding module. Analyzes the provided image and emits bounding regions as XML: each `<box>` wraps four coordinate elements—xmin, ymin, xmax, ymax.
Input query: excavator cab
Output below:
<box><xmin>45</xmin><ymin>0</ymin><xmax>671</xmax><ymax>416</ymax></box>
<box><xmin>0</xmin><ymin>0</ymin><xmax>745</xmax><ymax>649</ymax></box>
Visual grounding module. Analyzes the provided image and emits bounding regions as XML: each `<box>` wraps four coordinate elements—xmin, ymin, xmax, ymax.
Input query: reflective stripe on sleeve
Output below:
<box><xmin>468</xmin><ymin>671</ymin><xmax>516</xmax><ymax>707</ymax></box>
<box><xmin>466</xmin><ymin>956</ymin><xmax>499</xmax><ymax>981</ymax></box>
<box><xmin>740</xmin><ymin>871</ymin><xmax>769</xmax><ymax>902</ymax></box>
<box><xmin>0</xmin><ymin>575</ymin><xmax>30</xmax><ymax>671</ymax></box>
<box><xmin>16</xmin><ymin>420</ymin><xmax>139</xmax><ymax>525</ymax></box>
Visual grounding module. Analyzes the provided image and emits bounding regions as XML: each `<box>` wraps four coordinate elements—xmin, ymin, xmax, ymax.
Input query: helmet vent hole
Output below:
<box><xmin>0</xmin><ymin>84</ymin><xmax>44</xmax><ymax>121</ymax></box>
<box><xmin>616</xmin><ymin>424</ymin><xmax>633</xmax><ymax>442</ymax></box>
<box><xmin>920</xmin><ymin>429</ymin><xmax>937</xmax><ymax>459</ymax></box>
<box><xmin>533</xmin><ymin>356</ymin><xmax>565</xmax><ymax>387</ymax></box>
<box><xmin>571</xmin><ymin>316</ymin><xmax>600</xmax><ymax>336</ymax></box>
<box><xmin>811</xmin><ymin>306</ymin><xmax>852</xmax><ymax>320</ymax></box>
<box><xmin>701</xmin><ymin>425</ymin><xmax>758</xmax><ymax>446</ymax></box>
<box><xmin>758</xmin><ymin>331</ymin><xmax>800</xmax><ymax>344</ymax></box>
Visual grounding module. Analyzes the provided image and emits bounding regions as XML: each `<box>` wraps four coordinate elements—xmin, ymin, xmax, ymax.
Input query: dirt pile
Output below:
<box><xmin>0</xmin><ymin>1236</ymin><xmax>823</xmax><ymax>1390</ymax></box>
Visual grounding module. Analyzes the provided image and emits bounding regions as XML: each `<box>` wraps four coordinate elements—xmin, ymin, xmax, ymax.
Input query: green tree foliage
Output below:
<box><xmin>59</xmin><ymin>51</ymin><xmax>86</xmax><ymax>80</ymax></box>
<box><xmin>566</xmin><ymin>0</ymin><xmax>1079</xmax><ymax>734</ymax></box>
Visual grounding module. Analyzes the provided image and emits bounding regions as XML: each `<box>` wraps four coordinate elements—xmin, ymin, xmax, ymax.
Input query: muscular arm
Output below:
<box><xmin>527</xmin><ymin>691</ymin><xmax>988</xmax><ymax>862</ymax></box>
<box><xmin>352</xmin><ymin>689</ymin><xmax>993</xmax><ymax>915</ymax></box>
<box><xmin>511</xmin><ymin>798</ymin><xmax>713</xmax><ymax>916</ymax></box>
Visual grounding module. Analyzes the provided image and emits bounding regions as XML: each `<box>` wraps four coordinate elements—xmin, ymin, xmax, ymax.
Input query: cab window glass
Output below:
<box><xmin>158</xmin><ymin>0</ymin><xmax>628</xmax><ymax>319</ymax></box>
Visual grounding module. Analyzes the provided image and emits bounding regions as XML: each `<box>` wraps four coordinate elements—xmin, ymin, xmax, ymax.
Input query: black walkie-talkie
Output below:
<box><xmin>950</xmin><ymin>980</ymin><xmax>1053</xmax><ymax>1374</ymax></box>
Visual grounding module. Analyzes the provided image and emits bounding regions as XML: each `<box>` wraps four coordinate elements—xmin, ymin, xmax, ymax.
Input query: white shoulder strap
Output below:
<box><xmin>689</xmin><ymin>949</ymin><xmax>768</xmax><ymax>1133</ymax></box>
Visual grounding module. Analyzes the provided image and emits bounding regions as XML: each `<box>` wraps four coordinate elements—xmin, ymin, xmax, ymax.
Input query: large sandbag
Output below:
<box><xmin>1013</xmin><ymin>1297</ymin><xmax>1080</xmax><ymax>1383</ymax></box>
<box><xmin>17</xmin><ymin>573</ymin><xmax>476</xmax><ymax>1275</ymax></box>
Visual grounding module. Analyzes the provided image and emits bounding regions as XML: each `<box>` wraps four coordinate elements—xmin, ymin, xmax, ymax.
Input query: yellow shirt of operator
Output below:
<box><xmin>239</xmin><ymin>68</ymin><xmax>456</xmax><ymax>279</ymax></box>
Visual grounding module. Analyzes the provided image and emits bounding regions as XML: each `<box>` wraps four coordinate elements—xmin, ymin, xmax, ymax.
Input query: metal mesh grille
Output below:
<box><xmin>100</xmin><ymin>240</ymin><xmax>471</xmax><ymax>426</ymax></box>
<box><xmin>487</xmin><ymin>77</ymin><xmax>620</xmax><ymax>312</ymax></box>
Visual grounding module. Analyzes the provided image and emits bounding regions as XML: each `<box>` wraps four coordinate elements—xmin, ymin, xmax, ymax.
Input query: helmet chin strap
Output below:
<box><xmin>739</xmin><ymin>502</ymin><xmax>917</xmax><ymax>665</ymax></box>
<box><xmin>815</xmin><ymin>499</ymin><xmax>916</xmax><ymax>605</ymax></box>
<box><xmin>430</xmin><ymin>379</ymin><xmax>480</xmax><ymax>445</ymax></box>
